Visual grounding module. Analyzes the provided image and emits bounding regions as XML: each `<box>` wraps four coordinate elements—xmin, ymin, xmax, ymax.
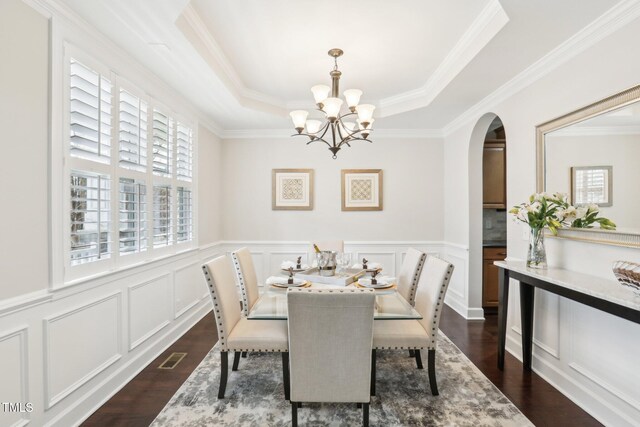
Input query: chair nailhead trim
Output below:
<box><xmin>231</xmin><ymin>252</ymin><xmax>250</xmax><ymax>317</ymax></box>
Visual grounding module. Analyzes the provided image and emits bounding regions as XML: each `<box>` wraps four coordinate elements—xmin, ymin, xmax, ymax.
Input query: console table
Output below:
<box><xmin>495</xmin><ymin>260</ymin><xmax>640</xmax><ymax>371</ymax></box>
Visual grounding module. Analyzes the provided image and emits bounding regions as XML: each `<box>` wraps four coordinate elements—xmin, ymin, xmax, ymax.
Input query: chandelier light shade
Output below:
<box><xmin>290</xmin><ymin>48</ymin><xmax>376</xmax><ymax>159</ymax></box>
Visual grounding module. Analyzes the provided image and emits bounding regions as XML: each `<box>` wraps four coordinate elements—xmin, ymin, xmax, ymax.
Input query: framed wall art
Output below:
<box><xmin>341</xmin><ymin>169</ymin><xmax>383</xmax><ymax>211</ymax></box>
<box><xmin>272</xmin><ymin>169</ymin><xmax>314</xmax><ymax>210</ymax></box>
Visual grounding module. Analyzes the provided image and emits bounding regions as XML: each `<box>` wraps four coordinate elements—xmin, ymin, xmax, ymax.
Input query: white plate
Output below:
<box><xmin>358</xmin><ymin>278</ymin><xmax>394</xmax><ymax>288</ymax></box>
<box><xmin>271</xmin><ymin>278</ymin><xmax>307</xmax><ymax>288</ymax></box>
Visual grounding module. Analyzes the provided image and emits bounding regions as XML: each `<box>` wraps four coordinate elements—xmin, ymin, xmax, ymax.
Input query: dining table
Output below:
<box><xmin>247</xmin><ymin>270</ymin><xmax>422</xmax><ymax>320</ymax></box>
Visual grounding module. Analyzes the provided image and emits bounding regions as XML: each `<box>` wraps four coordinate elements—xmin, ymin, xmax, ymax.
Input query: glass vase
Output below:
<box><xmin>527</xmin><ymin>227</ymin><xmax>547</xmax><ymax>269</ymax></box>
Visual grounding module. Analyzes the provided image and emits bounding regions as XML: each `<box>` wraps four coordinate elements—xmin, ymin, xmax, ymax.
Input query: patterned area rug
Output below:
<box><xmin>152</xmin><ymin>332</ymin><xmax>532</xmax><ymax>426</ymax></box>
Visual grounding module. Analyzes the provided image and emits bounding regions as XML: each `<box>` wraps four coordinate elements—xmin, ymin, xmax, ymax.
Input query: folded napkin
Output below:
<box><xmin>352</xmin><ymin>262</ymin><xmax>382</xmax><ymax>270</ymax></box>
<box><xmin>358</xmin><ymin>276</ymin><xmax>396</xmax><ymax>286</ymax></box>
<box><xmin>281</xmin><ymin>260</ymin><xmax>309</xmax><ymax>270</ymax></box>
<box><xmin>266</xmin><ymin>276</ymin><xmax>289</xmax><ymax>286</ymax></box>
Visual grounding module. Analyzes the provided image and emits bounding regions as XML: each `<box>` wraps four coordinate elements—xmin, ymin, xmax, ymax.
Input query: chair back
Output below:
<box><xmin>231</xmin><ymin>247</ymin><xmax>260</xmax><ymax>316</ymax></box>
<box><xmin>414</xmin><ymin>256</ymin><xmax>455</xmax><ymax>348</ymax></box>
<box><xmin>202</xmin><ymin>256</ymin><xmax>242</xmax><ymax>352</ymax></box>
<box><xmin>310</xmin><ymin>240</ymin><xmax>344</xmax><ymax>253</ymax></box>
<box><xmin>287</xmin><ymin>288</ymin><xmax>375</xmax><ymax>403</ymax></box>
<box><xmin>397</xmin><ymin>248</ymin><xmax>426</xmax><ymax>306</ymax></box>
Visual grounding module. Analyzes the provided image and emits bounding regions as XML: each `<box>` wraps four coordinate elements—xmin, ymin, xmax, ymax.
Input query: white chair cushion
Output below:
<box><xmin>227</xmin><ymin>318</ymin><xmax>289</xmax><ymax>352</ymax></box>
<box><xmin>373</xmin><ymin>319</ymin><xmax>431</xmax><ymax>350</ymax></box>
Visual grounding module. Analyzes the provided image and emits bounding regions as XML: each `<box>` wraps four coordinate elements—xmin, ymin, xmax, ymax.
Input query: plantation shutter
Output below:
<box><xmin>176</xmin><ymin>123</ymin><xmax>193</xmax><ymax>181</ymax></box>
<box><xmin>69</xmin><ymin>59</ymin><xmax>112</xmax><ymax>162</ymax></box>
<box><xmin>119</xmin><ymin>89</ymin><xmax>147</xmax><ymax>171</ymax></box>
<box><xmin>119</xmin><ymin>178</ymin><xmax>147</xmax><ymax>254</ymax></box>
<box><xmin>70</xmin><ymin>171</ymin><xmax>111</xmax><ymax>265</ymax></box>
<box><xmin>152</xmin><ymin>109</ymin><xmax>172</xmax><ymax>177</ymax></box>
<box><xmin>177</xmin><ymin>187</ymin><xmax>193</xmax><ymax>242</ymax></box>
<box><xmin>153</xmin><ymin>185</ymin><xmax>172</xmax><ymax>247</ymax></box>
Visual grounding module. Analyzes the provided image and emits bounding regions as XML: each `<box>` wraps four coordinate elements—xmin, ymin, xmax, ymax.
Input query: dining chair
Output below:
<box><xmin>288</xmin><ymin>288</ymin><xmax>375</xmax><ymax>427</ymax></box>
<box><xmin>371</xmin><ymin>255</ymin><xmax>454</xmax><ymax>396</ymax></box>
<box><xmin>202</xmin><ymin>255</ymin><xmax>289</xmax><ymax>399</ymax></box>
<box><xmin>231</xmin><ymin>247</ymin><xmax>262</xmax><ymax>317</ymax></box>
<box><xmin>397</xmin><ymin>248</ymin><xmax>427</xmax><ymax>306</ymax></box>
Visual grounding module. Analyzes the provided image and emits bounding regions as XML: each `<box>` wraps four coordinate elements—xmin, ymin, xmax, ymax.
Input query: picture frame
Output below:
<box><xmin>571</xmin><ymin>165</ymin><xmax>612</xmax><ymax>207</ymax></box>
<box><xmin>341</xmin><ymin>169</ymin><xmax>383</xmax><ymax>211</ymax></box>
<box><xmin>272</xmin><ymin>169</ymin><xmax>314</xmax><ymax>210</ymax></box>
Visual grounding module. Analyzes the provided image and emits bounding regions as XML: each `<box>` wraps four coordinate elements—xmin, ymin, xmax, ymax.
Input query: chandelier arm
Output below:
<box><xmin>330</xmin><ymin>122</ymin><xmax>338</xmax><ymax>148</ymax></box>
<box><xmin>317</xmin><ymin>121</ymin><xmax>331</xmax><ymax>140</ymax></box>
<box><xmin>346</xmin><ymin>137</ymin><xmax>373</xmax><ymax>143</ymax></box>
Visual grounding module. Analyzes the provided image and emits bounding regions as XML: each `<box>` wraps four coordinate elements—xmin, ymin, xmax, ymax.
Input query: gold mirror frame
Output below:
<box><xmin>536</xmin><ymin>84</ymin><xmax>640</xmax><ymax>248</ymax></box>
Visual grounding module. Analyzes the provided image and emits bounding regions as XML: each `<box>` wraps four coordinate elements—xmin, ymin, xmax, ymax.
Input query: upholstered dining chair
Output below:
<box><xmin>202</xmin><ymin>255</ymin><xmax>289</xmax><ymax>399</ymax></box>
<box><xmin>288</xmin><ymin>288</ymin><xmax>375</xmax><ymax>427</ymax></box>
<box><xmin>371</xmin><ymin>255</ymin><xmax>454</xmax><ymax>396</ymax></box>
<box><xmin>230</xmin><ymin>247</ymin><xmax>261</xmax><ymax>317</ymax></box>
<box><xmin>397</xmin><ymin>248</ymin><xmax>427</xmax><ymax>306</ymax></box>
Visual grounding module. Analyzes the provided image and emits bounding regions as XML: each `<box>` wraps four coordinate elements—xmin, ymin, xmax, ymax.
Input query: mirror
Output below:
<box><xmin>536</xmin><ymin>85</ymin><xmax>640</xmax><ymax>248</ymax></box>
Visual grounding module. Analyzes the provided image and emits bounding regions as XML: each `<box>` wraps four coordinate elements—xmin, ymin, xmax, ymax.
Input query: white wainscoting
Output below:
<box><xmin>0</xmin><ymin>243</ymin><xmax>224</xmax><ymax>427</ymax></box>
<box><xmin>0</xmin><ymin>326</ymin><xmax>29</xmax><ymax>427</ymax></box>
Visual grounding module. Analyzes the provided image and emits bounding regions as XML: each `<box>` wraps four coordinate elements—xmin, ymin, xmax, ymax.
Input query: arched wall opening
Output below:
<box><xmin>468</xmin><ymin>113</ymin><xmax>506</xmax><ymax>316</ymax></box>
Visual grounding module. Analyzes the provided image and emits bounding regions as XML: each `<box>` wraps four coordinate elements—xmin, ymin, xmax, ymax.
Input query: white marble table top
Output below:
<box><xmin>494</xmin><ymin>260</ymin><xmax>640</xmax><ymax>311</ymax></box>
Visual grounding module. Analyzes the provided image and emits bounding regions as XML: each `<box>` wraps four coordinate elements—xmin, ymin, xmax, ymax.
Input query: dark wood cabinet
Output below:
<box><xmin>483</xmin><ymin>247</ymin><xmax>507</xmax><ymax>308</ymax></box>
<box><xmin>483</xmin><ymin>140</ymin><xmax>506</xmax><ymax>208</ymax></box>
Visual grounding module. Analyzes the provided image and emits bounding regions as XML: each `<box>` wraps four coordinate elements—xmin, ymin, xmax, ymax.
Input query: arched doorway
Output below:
<box><xmin>468</xmin><ymin>113</ymin><xmax>506</xmax><ymax>317</ymax></box>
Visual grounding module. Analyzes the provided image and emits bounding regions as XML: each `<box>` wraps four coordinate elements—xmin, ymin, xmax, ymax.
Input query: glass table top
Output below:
<box><xmin>248</xmin><ymin>283</ymin><xmax>422</xmax><ymax>320</ymax></box>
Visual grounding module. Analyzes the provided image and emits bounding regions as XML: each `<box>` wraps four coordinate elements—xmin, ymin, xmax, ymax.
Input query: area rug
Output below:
<box><xmin>151</xmin><ymin>332</ymin><xmax>532</xmax><ymax>426</ymax></box>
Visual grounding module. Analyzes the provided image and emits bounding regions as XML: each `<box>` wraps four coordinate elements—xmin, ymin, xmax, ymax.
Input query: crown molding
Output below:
<box><xmin>377</xmin><ymin>0</ymin><xmax>509</xmax><ymax>118</ymax></box>
<box><xmin>178</xmin><ymin>3</ymin><xmax>287</xmax><ymax>116</ymax></box>
<box><xmin>442</xmin><ymin>0</ymin><xmax>640</xmax><ymax>137</ymax></box>
<box><xmin>220</xmin><ymin>128</ymin><xmax>443</xmax><ymax>140</ymax></box>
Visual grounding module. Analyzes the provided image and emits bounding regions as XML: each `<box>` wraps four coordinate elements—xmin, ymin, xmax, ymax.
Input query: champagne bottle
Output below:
<box><xmin>313</xmin><ymin>243</ymin><xmax>321</xmax><ymax>253</ymax></box>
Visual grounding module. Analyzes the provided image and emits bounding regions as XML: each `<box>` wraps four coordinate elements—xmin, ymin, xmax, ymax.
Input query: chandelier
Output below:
<box><xmin>289</xmin><ymin>49</ymin><xmax>375</xmax><ymax>159</ymax></box>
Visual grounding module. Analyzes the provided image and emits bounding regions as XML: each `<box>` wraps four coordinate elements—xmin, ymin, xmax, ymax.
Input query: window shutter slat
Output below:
<box><xmin>118</xmin><ymin>89</ymin><xmax>147</xmax><ymax>172</ymax></box>
<box><xmin>119</xmin><ymin>178</ymin><xmax>147</xmax><ymax>254</ymax></box>
<box><xmin>153</xmin><ymin>185</ymin><xmax>172</xmax><ymax>247</ymax></box>
<box><xmin>176</xmin><ymin>123</ymin><xmax>193</xmax><ymax>182</ymax></box>
<box><xmin>177</xmin><ymin>187</ymin><xmax>192</xmax><ymax>242</ymax></box>
<box><xmin>152</xmin><ymin>109</ymin><xmax>172</xmax><ymax>177</ymax></box>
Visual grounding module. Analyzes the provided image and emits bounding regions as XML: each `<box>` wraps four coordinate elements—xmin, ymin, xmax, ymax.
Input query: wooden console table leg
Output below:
<box><xmin>497</xmin><ymin>267</ymin><xmax>510</xmax><ymax>370</ymax></box>
<box><xmin>520</xmin><ymin>282</ymin><xmax>535</xmax><ymax>371</ymax></box>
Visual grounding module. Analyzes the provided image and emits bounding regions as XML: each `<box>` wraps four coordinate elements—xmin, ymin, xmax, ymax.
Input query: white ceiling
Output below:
<box><xmin>58</xmin><ymin>0</ymin><xmax>623</xmax><ymax>132</ymax></box>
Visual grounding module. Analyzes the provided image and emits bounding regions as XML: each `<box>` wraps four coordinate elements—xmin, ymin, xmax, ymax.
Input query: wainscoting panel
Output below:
<box><xmin>0</xmin><ymin>326</ymin><xmax>29</xmax><ymax>427</ymax></box>
<box><xmin>174</xmin><ymin>262</ymin><xmax>206</xmax><ymax>319</ymax></box>
<box><xmin>44</xmin><ymin>292</ymin><xmax>122</xmax><ymax>408</ymax></box>
<box><xmin>128</xmin><ymin>274</ymin><xmax>172</xmax><ymax>351</ymax></box>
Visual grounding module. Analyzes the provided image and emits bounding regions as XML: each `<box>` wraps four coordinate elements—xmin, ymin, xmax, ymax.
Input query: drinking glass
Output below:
<box><xmin>337</xmin><ymin>252</ymin><xmax>352</xmax><ymax>273</ymax></box>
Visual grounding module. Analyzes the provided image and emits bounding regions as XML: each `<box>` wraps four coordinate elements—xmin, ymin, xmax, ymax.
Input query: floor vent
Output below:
<box><xmin>158</xmin><ymin>352</ymin><xmax>187</xmax><ymax>369</ymax></box>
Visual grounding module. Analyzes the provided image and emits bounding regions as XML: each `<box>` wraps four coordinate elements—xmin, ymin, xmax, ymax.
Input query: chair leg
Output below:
<box><xmin>363</xmin><ymin>402</ymin><xmax>369</xmax><ymax>427</ymax></box>
<box><xmin>291</xmin><ymin>402</ymin><xmax>298</xmax><ymax>427</ymax></box>
<box><xmin>232</xmin><ymin>351</ymin><xmax>241</xmax><ymax>371</ymax></box>
<box><xmin>414</xmin><ymin>349</ymin><xmax>423</xmax><ymax>369</ymax></box>
<box><xmin>408</xmin><ymin>349</ymin><xmax>415</xmax><ymax>357</ymax></box>
<box><xmin>298</xmin><ymin>402</ymin><xmax>302</xmax><ymax>408</ymax></box>
<box><xmin>282</xmin><ymin>352</ymin><xmax>290</xmax><ymax>400</ymax></box>
<box><xmin>357</xmin><ymin>403</ymin><xmax>362</xmax><ymax>408</ymax></box>
<box><xmin>218</xmin><ymin>351</ymin><xmax>228</xmax><ymax>398</ymax></box>
<box><xmin>241</xmin><ymin>351</ymin><xmax>247</xmax><ymax>358</ymax></box>
<box><xmin>428</xmin><ymin>349</ymin><xmax>438</xmax><ymax>396</ymax></box>
<box><xmin>370</xmin><ymin>349</ymin><xmax>376</xmax><ymax>396</ymax></box>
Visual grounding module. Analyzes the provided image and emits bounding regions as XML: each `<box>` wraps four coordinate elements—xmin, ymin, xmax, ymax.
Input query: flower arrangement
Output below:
<box><xmin>509</xmin><ymin>192</ymin><xmax>616</xmax><ymax>232</ymax></box>
<box><xmin>510</xmin><ymin>192</ymin><xmax>616</xmax><ymax>268</ymax></box>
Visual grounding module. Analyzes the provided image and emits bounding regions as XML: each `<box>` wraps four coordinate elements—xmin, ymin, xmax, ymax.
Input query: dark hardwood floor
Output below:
<box><xmin>83</xmin><ymin>306</ymin><xmax>601</xmax><ymax>426</ymax></box>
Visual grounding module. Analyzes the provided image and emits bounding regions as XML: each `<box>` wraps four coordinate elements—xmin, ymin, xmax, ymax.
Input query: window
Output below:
<box><xmin>70</xmin><ymin>59</ymin><xmax>112</xmax><ymax>163</ymax></box>
<box><xmin>177</xmin><ymin>187</ymin><xmax>193</xmax><ymax>242</ymax></box>
<box><xmin>64</xmin><ymin>55</ymin><xmax>196</xmax><ymax>280</ymax></box>
<box><xmin>119</xmin><ymin>178</ymin><xmax>147</xmax><ymax>254</ymax></box>
<box><xmin>153</xmin><ymin>185</ymin><xmax>172</xmax><ymax>247</ymax></box>
<box><xmin>70</xmin><ymin>171</ymin><xmax>111</xmax><ymax>265</ymax></box>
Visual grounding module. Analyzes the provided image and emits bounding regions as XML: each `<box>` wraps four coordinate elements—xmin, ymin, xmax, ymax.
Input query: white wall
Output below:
<box><xmin>0</xmin><ymin>0</ymin><xmax>50</xmax><ymax>300</ymax></box>
<box><xmin>443</xmin><ymin>15</ymin><xmax>640</xmax><ymax>427</ymax></box>
<box><xmin>0</xmin><ymin>1</ymin><xmax>224</xmax><ymax>426</ymax></box>
<box><xmin>221</xmin><ymin>136</ymin><xmax>444</xmax><ymax>241</ymax></box>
